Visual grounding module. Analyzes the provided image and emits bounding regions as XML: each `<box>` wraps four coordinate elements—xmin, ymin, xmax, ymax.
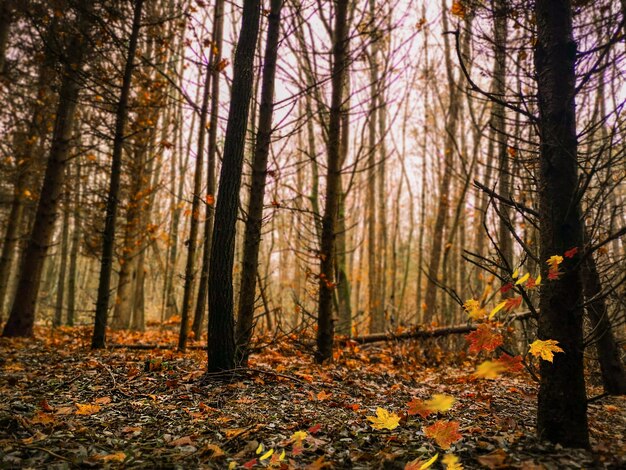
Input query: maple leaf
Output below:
<box><xmin>424</xmin><ymin>420</ymin><xmax>462</xmax><ymax>449</ymax></box>
<box><xmin>525</xmin><ymin>275</ymin><xmax>539</xmax><ymax>289</ymax></box>
<box><xmin>367</xmin><ymin>407</ymin><xmax>400</xmax><ymax>430</ymax></box>
<box><xmin>529</xmin><ymin>339</ymin><xmax>564</xmax><ymax>362</ymax></box>
<box><xmin>405</xmin><ymin>453</ymin><xmax>438</xmax><ymax>470</ymax></box>
<box><xmin>463</xmin><ymin>299</ymin><xmax>486</xmax><ymax>320</ymax></box>
<box><xmin>503</xmin><ymin>295</ymin><xmax>522</xmax><ymax>312</ymax></box>
<box><xmin>465</xmin><ymin>324</ymin><xmax>503</xmax><ymax>354</ymax></box>
<box><xmin>546</xmin><ymin>255</ymin><xmax>563</xmax><ymax>269</ymax></box>
<box><xmin>442</xmin><ymin>453</ymin><xmax>463</xmax><ymax>470</ymax></box>
<box><xmin>291</xmin><ymin>430</ymin><xmax>307</xmax><ymax>455</ymax></box>
<box><xmin>564</xmin><ymin>247</ymin><xmax>579</xmax><ymax>258</ymax></box>
<box><xmin>474</xmin><ymin>360</ymin><xmax>508</xmax><ymax>379</ymax></box>
<box><xmin>425</xmin><ymin>394</ymin><xmax>455</xmax><ymax>413</ymax></box>
<box><xmin>514</xmin><ymin>273</ymin><xmax>530</xmax><ymax>285</ymax></box>
<box><xmin>497</xmin><ymin>353</ymin><xmax>523</xmax><ymax>372</ymax></box>
<box><xmin>407</xmin><ymin>398</ymin><xmax>433</xmax><ymax>418</ymax></box>
<box><xmin>75</xmin><ymin>403</ymin><xmax>101</xmax><ymax>415</ymax></box>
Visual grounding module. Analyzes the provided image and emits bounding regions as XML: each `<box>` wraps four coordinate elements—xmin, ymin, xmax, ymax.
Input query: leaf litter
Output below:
<box><xmin>0</xmin><ymin>326</ymin><xmax>624</xmax><ymax>468</ymax></box>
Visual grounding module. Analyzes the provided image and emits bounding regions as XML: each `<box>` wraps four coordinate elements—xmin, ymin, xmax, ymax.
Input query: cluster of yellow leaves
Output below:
<box><xmin>529</xmin><ymin>339</ymin><xmax>564</xmax><ymax>362</ymax></box>
<box><xmin>463</xmin><ymin>299</ymin><xmax>486</xmax><ymax>320</ymax></box>
<box><xmin>442</xmin><ymin>453</ymin><xmax>464</xmax><ymax>470</ymax></box>
<box><xmin>547</xmin><ymin>255</ymin><xmax>564</xmax><ymax>280</ymax></box>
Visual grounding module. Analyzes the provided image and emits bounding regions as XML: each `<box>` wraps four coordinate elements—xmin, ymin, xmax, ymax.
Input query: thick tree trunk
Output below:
<box><xmin>0</xmin><ymin>0</ymin><xmax>13</xmax><ymax>74</ymax></box>
<box><xmin>535</xmin><ymin>0</ymin><xmax>589</xmax><ymax>448</ymax></box>
<box><xmin>207</xmin><ymin>0</ymin><xmax>261</xmax><ymax>372</ymax></box>
<box><xmin>315</xmin><ymin>0</ymin><xmax>349</xmax><ymax>363</ymax></box>
<box><xmin>192</xmin><ymin>0</ymin><xmax>225</xmax><ymax>341</ymax></box>
<box><xmin>92</xmin><ymin>0</ymin><xmax>143</xmax><ymax>348</ymax></box>
<box><xmin>235</xmin><ymin>0</ymin><xmax>282</xmax><ymax>364</ymax></box>
<box><xmin>2</xmin><ymin>4</ymin><xmax>94</xmax><ymax>337</ymax></box>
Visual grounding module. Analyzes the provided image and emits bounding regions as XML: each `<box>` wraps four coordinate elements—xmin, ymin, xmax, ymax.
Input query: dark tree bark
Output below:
<box><xmin>235</xmin><ymin>0</ymin><xmax>282</xmax><ymax>364</ymax></box>
<box><xmin>192</xmin><ymin>0</ymin><xmax>225</xmax><ymax>341</ymax></box>
<box><xmin>535</xmin><ymin>0</ymin><xmax>589</xmax><ymax>448</ymax></box>
<box><xmin>0</xmin><ymin>0</ymin><xmax>13</xmax><ymax>73</ymax></box>
<box><xmin>315</xmin><ymin>0</ymin><xmax>349</xmax><ymax>363</ymax></box>
<box><xmin>92</xmin><ymin>0</ymin><xmax>143</xmax><ymax>348</ymax></box>
<box><xmin>207</xmin><ymin>0</ymin><xmax>261</xmax><ymax>372</ymax></box>
<box><xmin>2</xmin><ymin>3</ymin><xmax>95</xmax><ymax>338</ymax></box>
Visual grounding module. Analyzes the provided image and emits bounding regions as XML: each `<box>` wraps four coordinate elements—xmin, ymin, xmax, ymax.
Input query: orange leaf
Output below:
<box><xmin>503</xmin><ymin>296</ymin><xmax>522</xmax><ymax>312</ymax></box>
<box><xmin>407</xmin><ymin>398</ymin><xmax>433</xmax><ymax>418</ymax></box>
<box><xmin>496</xmin><ymin>353</ymin><xmax>523</xmax><ymax>372</ymax></box>
<box><xmin>465</xmin><ymin>324</ymin><xmax>503</xmax><ymax>354</ymax></box>
<box><xmin>170</xmin><ymin>435</ymin><xmax>194</xmax><ymax>447</ymax></box>
<box><xmin>75</xmin><ymin>403</ymin><xmax>101</xmax><ymax>415</ymax></box>
<box><xmin>450</xmin><ymin>1</ymin><xmax>466</xmax><ymax>18</ymax></box>
<box><xmin>424</xmin><ymin>420</ymin><xmax>462</xmax><ymax>449</ymax></box>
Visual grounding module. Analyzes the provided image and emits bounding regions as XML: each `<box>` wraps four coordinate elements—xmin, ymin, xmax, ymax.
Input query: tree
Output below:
<box><xmin>236</xmin><ymin>0</ymin><xmax>283</xmax><ymax>364</ymax></box>
<box><xmin>92</xmin><ymin>0</ymin><xmax>144</xmax><ymax>349</ymax></box>
<box><xmin>534</xmin><ymin>0</ymin><xmax>589</xmax><ymax>448</ymax></box>
<box><xmin>3</xmin><ymin>2</ymin><xmax>96</xmax><ymax>337</ymax></box>
<box><xmin>207</xmin><ymin>0</ymin><xmax>261</xmax><ymax>372</ymax></box>
<box><xmin>315</xmin><ymin>0</ymin><xmax>349</xmax><ymax>363</ymax></box>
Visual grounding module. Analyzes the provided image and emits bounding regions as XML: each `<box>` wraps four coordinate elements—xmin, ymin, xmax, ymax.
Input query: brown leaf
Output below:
<box><xmin>94</xmin><ymin>396</ymin><xmax>111</xmax><ymax>405</ymax></box>
<box><xmin>477</xmin><ymin>449</ymin><xmax>508</xmax><ymax>469</ymax></box>
<box><xmin>170</xmin><ymin>435</ymin><xmax>194</xmax><ymax>447</ymax></box>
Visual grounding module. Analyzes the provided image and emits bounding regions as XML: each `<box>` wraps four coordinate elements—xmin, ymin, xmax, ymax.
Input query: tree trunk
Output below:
<box><xmin>66</xmin><ymin>160</ymin><xmax>81</xmax><ymax>326</ymax></box>
<box><xmin>92</xmin><ymin>0</ymin><xmax>143</xmax><ymax>348</ymax></box>
<box><xmin>0</xmin><ymin>0</ymin><xmax>13</xmax><ymax>73</ymax></box>
<box><xmin>207</xmin><ymin>0</ymin><xmax>261</xmax><ymax>373</ymax></box>
<box><xmin>53</xmin><ymin>188</ymin><xmax>70</xmax><ymax>326</ymax></box>
<box><xmin>192</xmin><ymin>0</ymin><xmax>225</xmax><ymax>341</ymax></box>
<box><xmin>315</xmin><ymin>0</ymin><xmax>349</xmax><ymax>363</ymax></box>
<box><xmin>178</xmin><ymin>52</ymin><xmax>213</xmax><ymax>351</ymax></box>
<box><xmin>535</xmin><ymin>0</ymin><xmax>589</xmax><ymax>448</ymax></box>
<box><xmin>235</xmin><ymin>0</ymin><xmax>282</xmax><ymax>364</ymax></box>
<box><xmin>3</xmin><ymin>3</ymin><xmax>94</xmax><ymax>338</ymax></box>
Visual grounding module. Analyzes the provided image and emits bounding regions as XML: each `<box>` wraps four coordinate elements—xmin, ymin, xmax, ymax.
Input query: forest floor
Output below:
<box><xmin>0</xmin><ymin>326</ymin><xmax>624</xmax><ymax>469</ymax></box>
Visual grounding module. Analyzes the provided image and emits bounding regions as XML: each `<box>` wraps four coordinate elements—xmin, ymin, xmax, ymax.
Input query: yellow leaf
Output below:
<box><xmin>228</xmin><ymin>462</ymin><xmax>237</xmax><ymax>470</ymax></box>
<box><xmin>489</xmin><ymin>301</ymin><xmax>506</xmax><ymax>319</ymax></box>
<box><xmin>535</xmin><ymin>274</ymin><xmax>542</xmax><ymax>286</ymax></box>
<box><xmin>75</xmin><ymin>403</ymin><xmax>101</xmax><ymax>415</ymax></box>
<box><xmin>514</xmin><ymin>273</ymin><xmax>530</xmax><ymax>285</ymax></box>
<box><xmin>260</xmin><ymin>448</ymin><xmax>274</xmax><ymax>460</ymax></box>
<box><xmin>546</xmin><ymin>255</ymin><xmax>563</xmax><ymax>270</ymax></box>
<box><xmin>529</xmin><ymin>339</ymin><xmax>564</xmax><ymax>363</ymax></box>
<box><xmin>463</xmin><ymin>299</ymin><xmax>486</xmax><ymax>320</ymax></box>
<box><xmin>512</xmin><ymin>268</ymin><xmax>519</xmax><ymax>279</ymax></box>
<box><xmin>367</xmin><ymin>407</ymin><xmax>400</xmax><ymax>430</ymax></box>
<box><xmin>474</xmin><ymin>360</ymin><xmax>508</xmax><ymax>379</ymax></box>
<box><xmin>442</xmin><ymin>453</ymin><xmax>463</xmax><ymax>470</ymax></box>
<box><xmin>424</xmin><ymin>394</ymin><xmax>455</xmax><ymax>413</ymax></box>
<box><xmin>256</xmin><ymin>443</ymin><xmax>264</xmax><ymax>454</ymax></box>
<box><xmin>405</xmin><ymin>453</ymin><xmax>438</xmax><ymax>470</ymax></box>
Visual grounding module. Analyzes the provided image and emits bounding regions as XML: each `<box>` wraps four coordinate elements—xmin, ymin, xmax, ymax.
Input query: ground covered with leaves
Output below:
<box><xmin>1</xmin><ymin>327</ymin><xmax>624</xmax><ymax>469</ymax></box>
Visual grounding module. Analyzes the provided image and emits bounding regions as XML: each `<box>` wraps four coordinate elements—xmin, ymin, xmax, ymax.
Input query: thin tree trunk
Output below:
<box><xmin>192</xmin><ymin>0</ymin><xmax>225</xmax><ymax>340</ymax></box>
<box><xmin>535</xmin><ymin>0</ymin><xmax>589</xmax><ymax>448</ymax></box>
<box><xmin>92</xmin><ymin>0</ymin><xmax>143</xmax><ymax>348</ymax></box>
<box><xmin>53</xmin><ymin>188</ymin><xmax>70</xmax><ymax>326</ymax></box>
<box><xmin>207</xmin><ymin>0</ymin><xmax>261</xmax><ymax>373</ymax></box>
<box><xmin>66</xmin><ymin>160</ymin><xmax>81</xmax><ymax>326</ymax></box>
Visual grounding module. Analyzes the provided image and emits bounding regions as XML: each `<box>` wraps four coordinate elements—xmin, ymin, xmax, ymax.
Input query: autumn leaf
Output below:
<box><xmin>259</xmin><ymin>448</ymin><xmax>274</xmax><ymax>461</ymax></box>
<box><xmin>97</xmin><ymin>452</ymin><xmax>126</xmax><ymax>463</ymax></box>
<box><xmin>291</xmin><ymin>430</ymin><xmax>307</xmax><ymax>455</ymax></box>
<box><xmin>367</xmin><ymin>407</ymin><xmax>400</xmax><ymax>430</ymax></box>
<box><xmin>424</xmin><ymin>420</ymin><xmax>462</xmax><ymax>449</ymax></box>
<box><xmin>405</xmin><ymin>453</ymin><xmax>438</xmax><ymax>470</ymax></box>
<box><xmin>465</xmin><ymin>324</ymin><xmax>503</xmax><ymax>354</ymax></box>
<box><xmin>546</xmin><ymin>255</ymin><xmax>563</xmax><ymax>269</ymax></box>
<box><xmin>407</xmin><ymin>394</ymin><xmax>455</xmax><ymax>418</ymax></box>
<box><xmin>170</xmin><ymin>435</ymin><xmax>194</xmax><ymax>447</ymax></box>
<box><xmin>514</xmin><ymin>273</ymin><xmax>530</xmax><ymax>285</ymax></box>
<box><xmin>489</xmin><ymin>301</ymin><xmax>507</xmax><ymax>319</ymax></box>
<box><xmin>497</xmin><ymin>353</ymin><xmax>523</xmax><ymax>372</ymax></box>
<box><xmin>474</xmin><ymin>360</ymin><xmax>508</xmax><ymax>379</ymax></box>
<box><xmin>75</xmin><ymin>403</ymin><xmax>101</xmax><ymax>415</ymax></box>
<box><xmin>503</xmin><ymin>295</ymin><xmax>522</xmax><ymax>312</ymax></box>
<box><xmin>442</xmin><ymin>453</ymin><xmax>463</xmax><ymax>470</ymax></box>
<box><xmin>450</xmin><ymin>1</ymin><xmax>466</xmax><ymax>18</ymax></box>
<box><xmin>500</xmin><ymin>282</ymin><xmax>513</xmax><ymax>294</ymax></box>
<box><xmin>463</xmin><ymin>299</ymin><xmax>486</xmax><ymax>320</ymax></box>
<box><xmin>529</xmin><ymin>339</ymin><xmax>564</xmax><ymax>362</ymax></box>
<box><xmin>564</xmin><ymin>246</ymin><xmax>579</xmax><ymax>258</ymax></box>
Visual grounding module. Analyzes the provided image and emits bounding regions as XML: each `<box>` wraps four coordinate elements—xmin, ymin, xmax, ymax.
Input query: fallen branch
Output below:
<box><xmin>343</xmin><ymin>312</ymin><xmax>533</xmax><ymax>345</ymax></box>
